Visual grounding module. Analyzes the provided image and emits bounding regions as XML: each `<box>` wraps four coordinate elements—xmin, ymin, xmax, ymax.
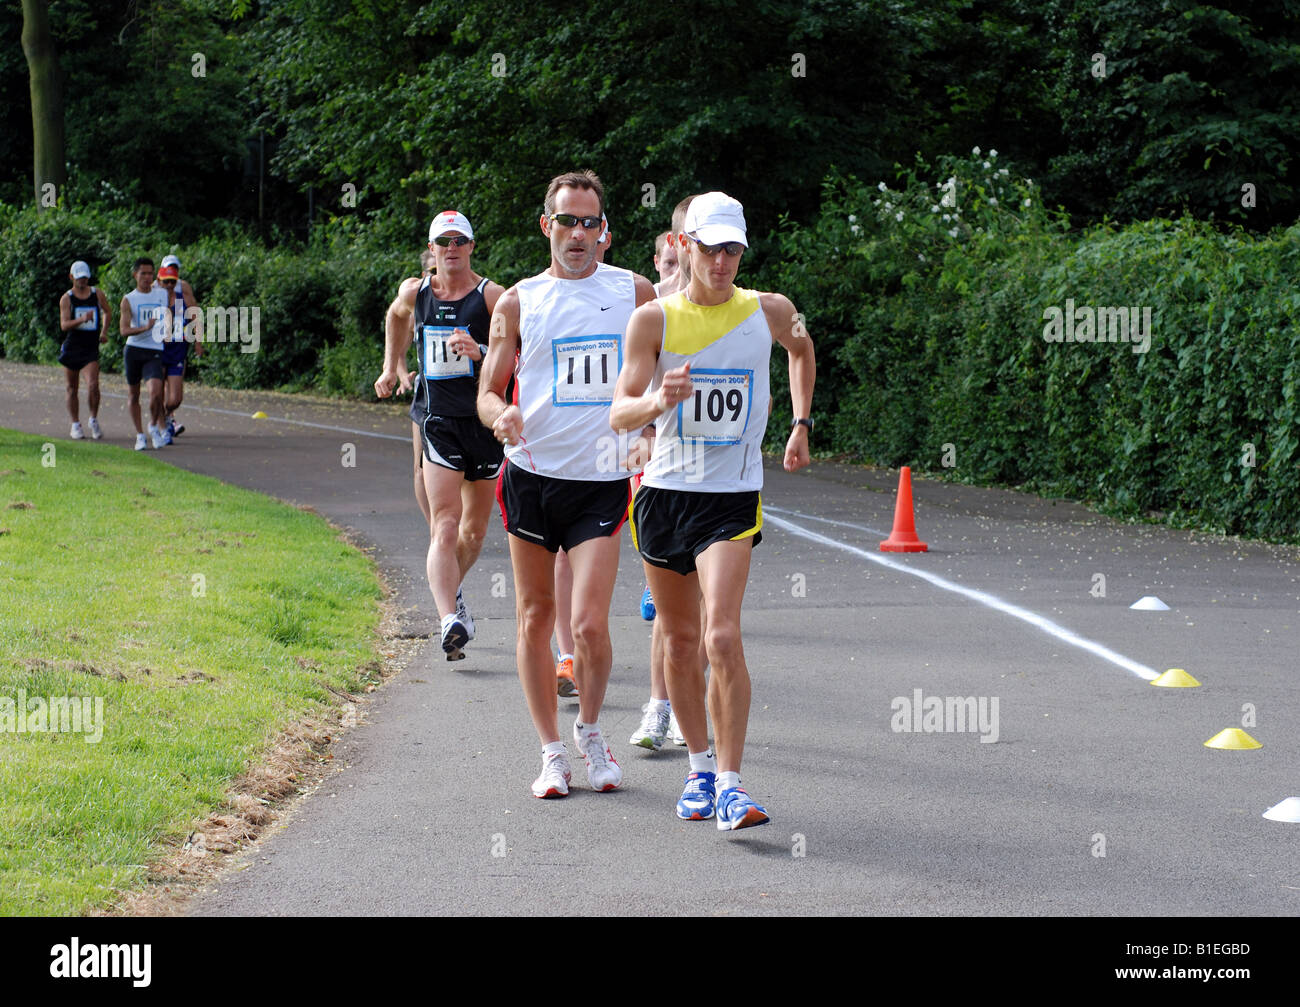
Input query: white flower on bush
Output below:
<box><xmin>917</xmin><ymin>253</ymin><xmax>926</xmax><ymax>262</ymax></box>
<box><xmin>877</xmin><ymin>181</ymin><xmax>887</xmax><ymax>192</ymax></box>
<box><xmin>942</xmin><ymin>213</ymin><xmax>951</xmax><ymax>222</ymax></box>
<box><xmin>989</xmin><ymin>197</ymin><xmax>997</xmax><ymax>206</ymax></box>
<box><xmin>847</xmin><ymin>214</ymin><xmax>857</xmax><ymax>223</ymax></box>
<box><xmin>1023</xmin><ymin>198</ymin><xmax>1032</xmax><ymax>208</ymax></box>
<box><xmin>989</xmin><ymin>149</ymin><xmax>998</xmax><ymax>158</ymax></box>
<box><xmin>940</xmin><ymin>176</ymin><xmax>957</xmax><ymax>208</ymax></box>
<box><xmin>972</xmin><ymin>145</ymin><xmax>981</xmax><ymax>156</ymax></box>
<box><xmin>999</xmin><ymin>167</ymin><xmax>1009</xmax><ymax>176</ymax></box>
<box><xmin>895</xmin><ymin>211</ymin><xmax>904</xmax><ymax>222</ymax></box>
<box><xmin>948</xmin><ymin>227</ymin><xmax>959</xmax><ymax>238</ymax></box>
<box><xmin>850</xmin><ymin>224</ymin><xmax>862</xmax><ymax>234</ymax></box>
<box><xmin>982</xmin><ymin>161</ymin><xmax>990</xmax><ymax>170</ymax></box>
<box><xmin>1026</xmin><ymin>178</ymin><xmax>1034</xmax><ymax>187</ymax></box>
<box><xmin>931</xmin><ymin>204</ymin><xmax>940</xmax><ymax>213</ymax></box>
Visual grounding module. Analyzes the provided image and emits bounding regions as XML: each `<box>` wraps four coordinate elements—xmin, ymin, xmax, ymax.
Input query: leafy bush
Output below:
<box><xmin>759</xmin><ymin>150</ymin><xmax>1300</xmax><ymax>541</ymax></box>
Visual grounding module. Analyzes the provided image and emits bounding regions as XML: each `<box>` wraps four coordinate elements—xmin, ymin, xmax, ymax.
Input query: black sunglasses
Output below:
<box><xmin>690</xmin><ymin>236</ymin><xmax>744</xmax><ymax>257</ymax></box>
<box><xmin>433</xmin><ymin>235</ymin><xmax>472</xmax><ymax>247</ymax></box>
<box><xmin>549</xmin><ymin>213</ymin><xmax>603</xmax><ymax>230</ymax></box>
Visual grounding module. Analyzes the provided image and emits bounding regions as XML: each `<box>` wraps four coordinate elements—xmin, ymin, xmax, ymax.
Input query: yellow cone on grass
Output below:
<box><xmin>251</xmin><ymin>411</ymin><xmax>267</xmax><ymax>419</ymax></box>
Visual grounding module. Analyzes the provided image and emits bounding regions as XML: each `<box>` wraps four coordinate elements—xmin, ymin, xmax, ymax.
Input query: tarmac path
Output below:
<box><xmin>3</xmin><ymin>359</ymin><xmax>1298</xmax><ymax>916</ymax></box>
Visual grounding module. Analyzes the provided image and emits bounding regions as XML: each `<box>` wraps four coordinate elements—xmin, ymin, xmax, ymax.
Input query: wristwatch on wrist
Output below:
<box><xmin>792</xmin><ymin>417</ymin><xmax>814</xmax><ymax>432</ymax></box>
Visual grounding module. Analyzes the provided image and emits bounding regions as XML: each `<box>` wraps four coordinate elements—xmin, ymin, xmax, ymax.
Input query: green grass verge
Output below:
<box><xmin>0</xmin><ymin>427</ymin><xmax>382</xmax><ymax>915</ymax></box>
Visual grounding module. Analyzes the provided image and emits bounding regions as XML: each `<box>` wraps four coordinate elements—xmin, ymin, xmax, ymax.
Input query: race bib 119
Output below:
<box><xmin>423</xmin><ymin>325</ymin><xmax>474</xmax><ymax>380</ymax></box>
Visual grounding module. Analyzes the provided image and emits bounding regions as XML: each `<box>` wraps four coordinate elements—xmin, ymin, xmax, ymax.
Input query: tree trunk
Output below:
<box><xmin>21</xmin><ymin>0</ymin><xmax>66</xmax><ymax>211</ymax></box>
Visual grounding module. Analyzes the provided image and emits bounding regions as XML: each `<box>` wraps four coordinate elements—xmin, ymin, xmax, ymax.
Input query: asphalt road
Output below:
<box><xmin>3</xmin><ymin>360</ymin><xmax>1298</xmax><ymax>916</ymax></box>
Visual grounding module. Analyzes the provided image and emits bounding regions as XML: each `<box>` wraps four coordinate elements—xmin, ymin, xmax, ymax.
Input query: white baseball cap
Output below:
<box><xmin>161</xmin><ymin>254</ymin><xmax>181</xmax><ymax>270</ymax></box>
<box><xmin>70</xmin><ymin>261</ymin><xmax>91</xmax><ymax>279</ymax></box>
<box><xmin>684</xmin><ymin>191</ymin><xmax>747</xmax><ymax>247</ymax></box>
<box><xmin>429</xmin><ymin>210</ymin><xmax>474</xmax><ymax>241</ymax></box>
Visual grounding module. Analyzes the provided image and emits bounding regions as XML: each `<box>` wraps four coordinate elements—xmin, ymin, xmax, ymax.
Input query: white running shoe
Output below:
<box><xmin>455</xmin><ymin>586</ymin><xmax>475</xmax><ymax>641</ymax></box>
<box><xmin>149</xmin><ymin>425</ymin><xmax>167</xmax><ymax>449</ymax></box>
<box><xmin>531</xmin><ymin>751</ymin><xmax>572</xmax><ymax>798</ymax></box>
<box><xmin>668</xmin><ymin>710</ymin><xmax>687</xmax><ymax>746</ymax></box>
<box><xmin>630</xmin><ymin>702</ymin><xmax>670</xmax><ymax>751</ymax></box>
<box><xmin>88</xmin><ymin>417</ymin><xmax>102</xmax><ymax>440</ymax></box>
<box><xmin>134</xmin><ymin>433</ymin><xmax>148</xmax><ymax>451</ymax></box>
<box><xmin>70</xmin><ymin>422</ymin><xmax>84</xmax><ymax>440</ymax></box>
<box><xmin>574</xmin><ymin>724</ymin><xmax>622</xmax><ymax>792</ymax></box>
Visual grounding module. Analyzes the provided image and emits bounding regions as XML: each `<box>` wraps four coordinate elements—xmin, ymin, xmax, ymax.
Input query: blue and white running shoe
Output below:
<box><xmin>716</xmin><ymin>787</ymin><xmax>769</xmax><ymax>831</ymax></box>
<box><xmin>640</xmin><ymin>586</ymin><xmax>656</xmax><ymax>621</ymax></box>
<box><xmin>676</xmin><ymin>771</ymin><xmax>716</xmax><ymax>820</ymax></box>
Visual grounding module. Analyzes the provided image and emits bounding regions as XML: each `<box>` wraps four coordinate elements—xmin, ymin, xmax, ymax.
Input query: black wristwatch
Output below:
<box><xmin>792</xmin><ymin>417</ymin><xmax>814</xmax><ymax>432</ymax></box>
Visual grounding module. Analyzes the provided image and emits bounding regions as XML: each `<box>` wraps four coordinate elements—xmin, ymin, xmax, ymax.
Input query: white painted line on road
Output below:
<box><xmin>99</xmin><ymin>392</ymin><xmax>410</xmax><ymax>442</ymax></box>
<box><xmin>766</xmin><ymin>510</ymin><xmax>1160</xmax><ymax>681</ymax></box>
<box><xmin>765</xmin><ymin>503</ymin><xmax>889</xmax><ymax>538</ymax></box>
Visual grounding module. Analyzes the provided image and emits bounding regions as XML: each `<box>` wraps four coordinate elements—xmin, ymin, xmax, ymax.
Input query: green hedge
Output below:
<box><xmin>762</xmin><ymin>152</ymin><xmax>1300</xmax><ymax>541</ymax></box>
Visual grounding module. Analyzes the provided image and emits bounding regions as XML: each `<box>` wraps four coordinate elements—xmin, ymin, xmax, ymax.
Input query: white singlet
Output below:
<box><xmin>508</xmin><ymin>262</ymin><xmax>637</xmax><ymax>480</ymax></box>
<box><xmin>642</xmin><ymin>287</ymin><xmax>772</xmax><ymax>493</ymax></box>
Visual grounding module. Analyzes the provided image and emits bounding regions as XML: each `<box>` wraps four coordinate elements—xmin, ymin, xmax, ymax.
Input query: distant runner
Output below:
<box><xmin>57</xmin><ymin>260</ymin><xmax>111</xmax><ymax>440</ymax></box>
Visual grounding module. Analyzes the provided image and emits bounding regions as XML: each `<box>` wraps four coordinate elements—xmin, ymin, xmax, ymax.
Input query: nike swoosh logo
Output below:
<box><xmin>598</xmin><ymin>519</ymin><xmax>615</xmax><ymax>527</ymax></box>
<box><xmin>600</xmin><ymin>305</ymin><xmax>612</xmax><ymax>311</ymax></box>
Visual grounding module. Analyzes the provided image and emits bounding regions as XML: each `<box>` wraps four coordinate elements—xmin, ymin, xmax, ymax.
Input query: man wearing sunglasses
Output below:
<box><xmin>378</xmin><ymin>210</ymin><xmax>504</xmax><ymax>662</ymax></box>
<box><xmin>478</xmin><ymin>170</ymin><xmax>656</xmax><ymax>799</ymax></box>
<box><xmin>611</xmin><ymin>191</ymin><xmax>816</xmax><ymax>831</ymax></box>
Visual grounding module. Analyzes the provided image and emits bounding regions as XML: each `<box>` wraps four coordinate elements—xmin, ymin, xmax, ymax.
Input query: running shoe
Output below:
<box><xmin>134</xmin><ymin>433</ymin><xmax>148</xmax><ymax>451</ymax></box>
<box><xmin>88</xmin><ymin>417</ymin><xmax>102</xmax><ymax>440</ymax></box>
<box><xmin>531</xmin><ymin>751</ymin><xmax>572</xmax><ymax>798</ymax></box>
<box><xmin>166</xmin><ymin>418</ymin><xmax>179</xmax><ymax>441</ymax></box>
<box><xmin>556</xmin><ymin>656</ymin><xmax>578</xmax><ymax>697</ymax></box>
<box><xmin>161</xmin><ymin>425</ymin><xmax>174</xmax><ymax>446</ymax></box>
<box><xmin>172</xmin><ymin>423</ymin><xmax>185</xmax><ymax>437</ymax></box>
<box><xmin>640</xmin><ymin>586</ymin><xmax>656</xmax><ymax>621</ymax></box>
<box><xmin>456</xmin><ymin>586</ymin><xmax>475</xmax><ymax>641</ymax></box>
<box><xmin>70</xmin><ymin>422</ymin><xmax>84</xmax><ymax>440</ymax></box>
<box><xmin>676</xmin><ymin>771</ymin><xmax>717</xmax><ymax>820</ymax></box>
<box><xmin>716</xmin><ymin>787</ymin><xmax>770</xmax><ymax>831</ymax></box>
<box><xmin>668</xmin><ymin>710</ymin><xmax>687</xmax><ymax>746</ymax></box>
<box><xmin>149</xmin><ymin>425</ymin><xmax>167</xmax><ymax>449</ymax></box>
<box><xmin>441</xmin><ymin>616</ymin><xmax>469</xmax><ymax>661</ymax></box>
<box><xmin>630</xmin><ymin>702</ymin><xmax>670</xmax><ymax>750</ymax></box>
<box><xmin>573</xmin><ymin>724</ymin><xmax>622</xmax><ymax>792</ymax></box>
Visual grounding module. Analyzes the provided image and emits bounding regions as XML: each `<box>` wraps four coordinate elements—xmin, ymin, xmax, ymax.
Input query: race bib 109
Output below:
<box><xmin>677</xmin><ymin>368</ymin><xmax>754</xmax><ymax>445</ymax></box>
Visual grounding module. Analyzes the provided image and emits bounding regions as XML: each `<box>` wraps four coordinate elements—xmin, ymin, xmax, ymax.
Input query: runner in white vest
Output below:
<box><xmin>119</xmin><ymin>257</ymin><xmax>172</xmax><ymax>450</ymax></box>
<box><xmin>478</xmin><ymin>170</ymin><xmax>656</xmax><ymax>799</ymax></box>
<box><xmin>611</xmin><ymin>191</ymin><xmax>816</xmax><ymax>831</ymax></box>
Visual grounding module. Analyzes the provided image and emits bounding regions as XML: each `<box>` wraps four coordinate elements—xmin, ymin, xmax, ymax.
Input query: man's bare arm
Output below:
<box><xmin>375</xmin><ymin>276</ymin><xmax>420</xmax><ymax>398</ymax></box>
<box><xmin>477</xmin><ymin>286</ymin><xmax>522</xmax><ymax>443</ymax></box>
<box><xmin>610</xmin><ymin>301</ymin><xmax>678</xmax><ymax>433</ymax></box>
<box><xmin>763</xmin><ymin>292</ymin><xmax>815</xmax><ymax>472</ymax></box>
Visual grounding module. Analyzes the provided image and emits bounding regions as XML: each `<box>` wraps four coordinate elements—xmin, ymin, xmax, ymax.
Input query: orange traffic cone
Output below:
<box><xmin>880</xmin><ymin>466</ymin><xmax>928</xmax><ymax>552</ymax></box>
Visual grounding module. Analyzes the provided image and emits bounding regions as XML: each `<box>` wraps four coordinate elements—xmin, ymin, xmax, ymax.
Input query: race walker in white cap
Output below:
<box><xmin>375</xmin><ymin>210</ymin><xmax>505</xmax><ymax>661</ymax></box>
<box><xmin>57</xmin><ymin>261</ymin><xmax>112</xmax><ymax>440</ymax></box>
<box><xmin>611</xmin><ymin>190</ymin><xmax>816</xmax><ymax>830</ymax></box>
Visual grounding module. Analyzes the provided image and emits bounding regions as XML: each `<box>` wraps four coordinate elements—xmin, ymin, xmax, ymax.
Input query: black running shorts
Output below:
<box><xmin>421</xmin><ymin>413</ymin><xmax>504</xmax><ymax>481</ymax></box>
<box><xmin>497</xmin><ymin>461</ymin><xmax>630</xmax><ymax>553</ymax></box>
<box><xmin>630</xmin><ymin>485</ymin><xmax>762</xmax><ymax>575</ymax></box>
<box><xmin>123</xmin><ymin>345</ymin><xmax>164</xmax><ymax>385</ymax></box>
